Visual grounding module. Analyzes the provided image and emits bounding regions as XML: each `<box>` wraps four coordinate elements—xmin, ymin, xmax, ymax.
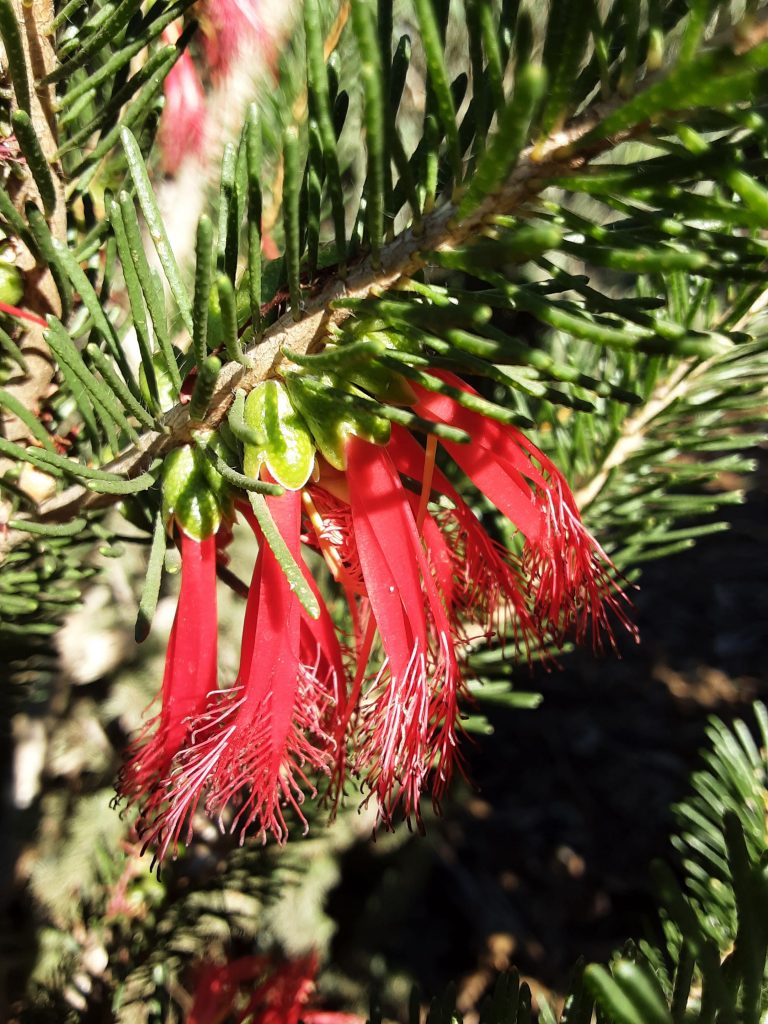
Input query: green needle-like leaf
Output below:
<box><xmin>188</xmin><ymin>356</ymin><xmax>221</xmax><ymax>422</ymax></box>
<box><xmin>304</xmin><ymin>0</ymin><xmax>346</xmax><ymax>270</ymax></box>
<box><xmin>12</xmin><ymin>111</ymin><xmax>57</xmax><ymax>216</ymax></box>
<box><xmin>248</xmin><ymin>492</ymin><xmax>319</xmax><ymax>619</ymax></box>
<box><xmin>282</xmin><ymin>125</ymin><xmax>303</xmax><ymax>320</ymax></box>
<box><xmin>351</xmin><ymin>0</ymin><xmax>387</xmax><ymax>263</ymax></box>
<box><xmin>245</xmin><ymin>104</ymin><xmax>263</xmax><ymax>337</ymax></box>
<box><xmin>0</xmin><ymin>0</ymin><xmax>29</xmax><ymax>113</ymax></box>
<box><xmin>121</xmin><ymin>126</ymin><xmax>194</xmax><ymax>334</ymax></box>
<box><xmin>134</xmin><ymin>511</ymin><xmax>166</xmax><ymax>643</ymax></box>
<box><xmin>118</xmin><ymin>191</ymin><xmax>181</xmax><ymax>393</ymax></box>
<box><xmin>413</xmin><ymin>0</ymin><xmax>461</xmax><ymax>184</ymax></box>
<box><xmin>193</xmin><ymin>215</ymin><xmax>213</xmax><ymax>369</ymax></box>
<box><xmin>217</xmin><ymin>143</ymin><xmax>238</xmax><ymax>280</ymax></box>
<box><xmin>458</xmin><ymin>63</ymin><xmax>546</xmax><ymax>217</ymax></box>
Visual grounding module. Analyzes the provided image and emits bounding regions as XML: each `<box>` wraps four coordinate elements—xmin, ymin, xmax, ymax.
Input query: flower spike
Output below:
<box><xmin>410</xmin><ymin>371</ymin><xmax>634</xmax><ymax>649</ymax></box>
<box><xmin>117</xmin><ymin>530</ymin><xmax>218</xmax><ymax>810</ymax></box>
<box><xmin>139</xmin><ymin>491</ymin><xmax>343</xmax><ymax>857</ymax></box>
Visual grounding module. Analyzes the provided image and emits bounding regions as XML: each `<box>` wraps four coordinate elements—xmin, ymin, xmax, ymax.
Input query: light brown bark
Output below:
<box><xmin>1</xmin><ymin>0</ymin><xmax>65</xmax><ymax>448</ymax></box>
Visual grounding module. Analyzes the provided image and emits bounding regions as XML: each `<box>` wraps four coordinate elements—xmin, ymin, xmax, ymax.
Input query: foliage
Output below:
<box><xmin>1</xmin><ymin>0</ymin><xmax>768</xmax><ymax>1018</ymax></box>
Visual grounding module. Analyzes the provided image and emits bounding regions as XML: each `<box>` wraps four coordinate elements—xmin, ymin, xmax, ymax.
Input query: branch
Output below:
<box><xmin>573</xmin><ymin>358</ymin><xmax>705</xmax><ymax>511</ymax></box>
<box><xmin>29</xmin><ymin>108</ymin><xmax>629</xmax><ymax>527</ymax></box>
<box><xmin>1</xmin><ymin>1</ymin><xmax>66</xmax><ymax>457</ymax></box>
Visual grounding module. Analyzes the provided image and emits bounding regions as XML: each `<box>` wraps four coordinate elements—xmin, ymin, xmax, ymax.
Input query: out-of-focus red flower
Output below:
<box><xmin>201</xmin><ymin>0</ymin><xmax>278</xmax><ymax>80</ymax></box>
<box><xmin>186</xmin><ymin>952</ymin><xmax>362</xmax><ymax>1024</ymax></box>
<box><xmin>160</xmin><ymin>44</ymin><xmax>207</xmax><ymax>173</ymax></box>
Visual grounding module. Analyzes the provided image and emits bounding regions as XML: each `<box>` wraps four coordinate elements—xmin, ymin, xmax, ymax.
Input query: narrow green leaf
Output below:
<box><xmin>193</xmin><ymin>215</ymin><xmax>213</xmax><ymax>368</ymax></box>
<box><xmin>55</xmin><ymin>0</ymin><xmax>191</xmax><ymax>111</ymax></box>
<box><xmin>11</xmin><ymin>111</ymin><xmax>57</xmax><ymax>216</ymax></box>
<box><xmin>25</xmin><ymin>205</ymin><xmax>73</xmax><ymax>317</ymax></box>
<box><xmin>228</xmin><ymin>390</ymin><xmax>264</xmax><ymax>447</ymax></box>
<box><xmin>584</xmin><ymin>965</ymin><xmax>647</xmax><ymax>1024</ymax></box>
<box><xmin>46</xmin><ymin>0</ymin><xmax>142</xmax><ymax>82</ymax></box>
<box><xmin>248</xmin><ymin>492</ymin><xmax>319</xmax><ymax>619</ymax></box>
<box><xmin>134</xmin><ymin>511</ymin><xmax>165</xmax><ymax>643</ymax></box>
<box><xmin>0</xmin><ymin>188</ymin><xmax>31</xmax><ymax>243</ymax></box>
<box><xmin>118</xmin><ymin>191</ymin><xmax>181</xmax><ymax>393</ymax></box>
<box><xmin>282</xmin><ymin>125</ymin><xmax>302</xmax><ymax>320</ymax></box>
<box><xmin>678</xmin><ymin>0</ymin><xmax>710</xmax><ymax>64</ymax></box>
<box><xmin>216</xmin><ymin>273</ymin><xmax>247</xmax><ymax>365</ymax></box>
<box><xmin>304</xmin><ymin>0</ymin><xmax>346</xmax><ymax>269</ymax></box>
<box><xmin>49</xmin><ymin>238</ymin><xmax>133</xmax><ymax>381</ymax></box>
<box><xmin>107</xmin><ymin>197</ymin><xmax>159</xmax><ymax>407</ymax></box>
<box><xmin>86</xmin><ymin>471</ymin><xmax>156</xmax><ymax>495</ymax></box>
<box><xmin>85</xmin><ymin>343</ymin><xmax>156</xmax><ymax>430</ymax></box>
<box><xmin>217</xmin><ymin>143</ymin><xmax>238</xmax><ymax>279</ymax></box>
<box><xmin>121</xmin><ymin>126</ymin><xmax>194</xmax><ymax>334</ymax></box>
<box><xmin>0</xmin><ymin>388</ymin><xmax>56</xmax><ymax>450</ymax></box>
<box><xmin>8</xmin><ymin>518</ymin><xmax>88</xmax><ymax>537</ymax></box>
<box><xmin>581</xmin><ymin>42</ymin><xmax>768</xmax><ymax>144</ymax></box>
<box><xmin>0</xmin><ymin>325</ymin><xmax>29</xmax><ymax>373</ymax></box>
<box><xmin>617</xmin><ymin>0</ymin><xmax>641</xmax><ymax>95</ymax></box>
<box><xmin>413</xmin><ymin>0</ymin><xmax>461</xmax><ymax>184</ymax></box>
<box><xmin>538</xmin><ymin>0</ymin><xmax>591</xmax><ymax>135</ymax></box>
<box><xmin>245</xmin><ymin>104</ymin><xmax>263</xmax><ymax>337</ymax></box>
<box><xmin>305</xmin><ymin>120</ymin><xmax>323</xmax><ymax>276</ymax></box>
<box><xmin>45</xmin><ymin>317</ymin><xmax>137</xmax><ymax>441</ymax></box>
<box><xmin>194</xmin><ymin>436</ymin><xmax>282</xmax><ymax>495</ymax></box>
<box><xmin>59</xmin><ymin>42</ymin><xmax>176</xmax><ymax>157</ymax></box>
<box><xmin>351</xmin><ymin>0</ymin><xmax>387</xmax><ymax>262</ymax></box>
<box><xmin>68</xmin><ymin>47</ymin><xmax>175</xmax><ymax>180</ymax></box>
<box><xmin>725</xmin><ymin>168</ymin><xmax>768</xmax><ymax>225</ymax></box>
<box><xmin>188</xmin><ymin>355</ymin><xmax>221</xmax><ymax>422</ymax></box>
<box><xmin>49</xmin><ymin>0</ymin><xmax>88</xmax><ymax>32</ymax></box>
<box><xmin>612</xmin><ymin>963</ymin><xmax>673</xmax><ymax>1024</ymax></box>
<box><xmin>458</xmin><ymin>64</ymin><xmax>546</xmax><ymax>217</ymax></box>
<box><xmin>0</xmin><ymin>0</ymin><xmax>30</xmax><ymax>113</ymax></box>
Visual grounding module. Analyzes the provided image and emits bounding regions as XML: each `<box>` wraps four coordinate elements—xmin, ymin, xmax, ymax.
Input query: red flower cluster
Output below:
<box><xmin>119</xmin><ymin>373</ymin><xmax>632</xmax><ymax>858</ymax></box>
<box><xmin>187</xmin><ymin>952</ymin><xmax>360</xmax><ymax>1024</ymax></box>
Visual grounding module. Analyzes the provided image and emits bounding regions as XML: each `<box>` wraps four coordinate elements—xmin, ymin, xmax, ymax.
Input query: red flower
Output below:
<box><xmin>160</xmin><ymin>44</ymin><xmax>207</xmax><ymax>173</ymax></box>
<box><xmin>123</xmin><ymin>368</ymin><xmax>632</xmax><ymax>857</ymax></box>
<box><xmin>302</xmin><ymin>436</ymin><xmax>466</xmax><ymax>828</ymax></box>
<box><xmin>201</xmin><ymin>0</ymin><xmax>278</xmax><ymax>79</ymax></box>
<box><xmin>136</xmin><ymin>491</ymin><xmax>345</xmax><ymax>858</ymax></box>
<box><xmin>187</xmin><ymin>952</ymin><xmax>361</xmax><ymax>1024</ymax></box>
<box><xmin>118</xmin><ymin>531</ymin><xmax>218</xmax><ymax>811</ymax></box>
<box><xmin>408</xmin><ymin>371</ymin><xmax>633</xmax><ymax>649</ymax></box>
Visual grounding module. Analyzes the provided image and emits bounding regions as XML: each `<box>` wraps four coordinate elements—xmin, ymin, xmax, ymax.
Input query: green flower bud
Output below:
<box><xmin>243</xmin><ymin>380</ymin><xmax>315</xmax><ymax>490</ymax></box>
<box><xmin>284</xmin><ymin>372</ymin><xmax>390</xmax><ymax>471</ymax></box>
<box><xmin>162</xmin><ymin>443</ymin><xmax>225</xmax><ymax>541</ymax></box>
<box><xmin>0</xmin><ymin>259</ymin><xmax>23</xmax><ymax>307</ymax></box>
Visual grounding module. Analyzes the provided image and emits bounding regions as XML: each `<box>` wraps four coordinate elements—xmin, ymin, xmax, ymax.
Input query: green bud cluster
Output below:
<box><xmin>161</xmin><ymin>440</ymin><xmax>231</xmax><ymax>541</ymax></box>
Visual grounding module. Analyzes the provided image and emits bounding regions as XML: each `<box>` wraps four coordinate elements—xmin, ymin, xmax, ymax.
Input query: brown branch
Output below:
<box><xmin>0</xmin><ymin>0</ymin><xmax>65</xmax><ymax>487</ymax></box>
